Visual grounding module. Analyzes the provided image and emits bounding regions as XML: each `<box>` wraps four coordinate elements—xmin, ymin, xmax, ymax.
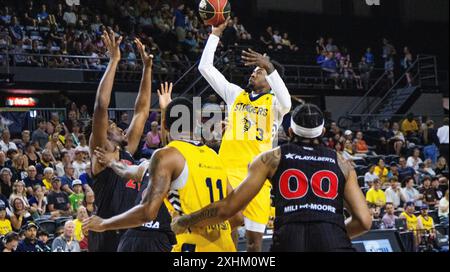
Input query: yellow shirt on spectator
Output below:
<box><xmin>366</xmin><ymin>188</ymin><xmax>386</xmax><ymax>206</ymax></box>
<box><xmin>72</xmin><ymin>219</ymin><xmax>84</xmax><ymax>241</ymax></box>
<box><xmin>418</xmin><ymin>215</ymin><xmax>434</xmax><ymax>231</ymax></box>
<box><xmin>42</xmin><ymin>178</ymin><xmax>52</xmax><ymax>190</ymax></box>
<box><xmin>401</xmin><ymin>119</ymin><xmax>419</xmax><ymax>134</ymax></box>
<box><xmin>374</xmin><ymin>166</ymin><xmax>388</xmax><ymax>183</ymax></box>
<box><xmin>401</xmin><ymin>212</ymin><xmax>418</xmax><ymax>231</ymax></box>
<box><xmin>0</xmin><ymin>218</ymin><xmax>12</xmax><ymax>235</ymax></box>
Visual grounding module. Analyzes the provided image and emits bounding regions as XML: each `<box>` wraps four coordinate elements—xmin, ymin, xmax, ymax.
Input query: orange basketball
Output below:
<box><xmin>198</xmin><ymin>0</ymin><xmax>231</xmax><ymax>27</ymax></box>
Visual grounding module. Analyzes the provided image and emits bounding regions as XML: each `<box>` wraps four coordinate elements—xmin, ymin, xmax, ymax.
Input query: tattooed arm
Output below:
<box><xmin>172</xmin><ymin>147</ymin><xmax>281</xmax><ymax>234</ymax></box>
<box><xmin>83</xmin><ymin>147</ymin><xmax>185</xmax><ymax>232</ymax></box>
<box><xmin>339</xmin><ymin>153</ymin><xmax>372</xmax><ymax>238</ymax></box>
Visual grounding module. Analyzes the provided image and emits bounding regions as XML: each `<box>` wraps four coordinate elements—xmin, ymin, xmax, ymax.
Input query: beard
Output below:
<box><xmin>245</xmin><ymin>81</ymin><xmax>255</xmax><ymax>93</ymax></box>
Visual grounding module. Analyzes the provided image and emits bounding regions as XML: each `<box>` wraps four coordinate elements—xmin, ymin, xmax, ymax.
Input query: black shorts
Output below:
<box><xmin>270</xmin><ymin>222</ymin><xmax>355</xmax><ymax>252</ymax></box>
<box><xmin>88</xmin><ymin>230</ymin><xmax>124</xmax><ymax>252</ymax></box>
<box><xmin>117</xmin><ymin>229</ymin><xmax>173</xmax><ymax>252</ymax></box>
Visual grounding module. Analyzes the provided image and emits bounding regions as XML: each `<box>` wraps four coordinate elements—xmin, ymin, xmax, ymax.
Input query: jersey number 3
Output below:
<box><xmin>279</xmin><ymin>169</ymin><xmax>338</xmax><ymax>200</ymax></box>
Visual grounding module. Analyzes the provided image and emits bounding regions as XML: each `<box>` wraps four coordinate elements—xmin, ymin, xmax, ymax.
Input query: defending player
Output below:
<box><xmin>172</xmin><ymin>104</ymin><xmax>372</xmax><ymax>252</ymax></box>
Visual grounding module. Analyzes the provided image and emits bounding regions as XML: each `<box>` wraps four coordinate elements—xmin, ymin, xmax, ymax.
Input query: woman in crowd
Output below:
<box><xmin>10</xmin><ymin>154</ymin><xmax>27</xmax><ymax>182</ymax></box>
<box><xmin>434</xmin><ymin>157</ymin><xmax>448</xmax><ymax>176</ymax></box>
<box><xmin>9</xmin><ymin>198</ymin><xmax>32</xmax><ymax>231</ymax></box>
<box><xmin>389</xmin><ymin>122</ymin><xmax>406</xmax><ymax>156</ymax></box>
<box><xmin>1</xmin><ymin>232</ymin><xmax>19</xmax><ymax>252</ymax></box>
<box><xmin>45</xmin><ymin>132</ymin><xmax>64</xmax><ymax>160</ymax></box>
<box><xmin>141</xmin><ymin>121</ymin><xmax>162</xmax><ymax>158</ymax></box>
<box><xmin>28</xmin><ymin>185</ymin><xmax>47</xmax><ymax>219</ymax></box>
<box><xmin>8</xmin><ymin>180</ymin><xmax>29</xmax><ymax>209</ymax></box>
<box><xmin>23</xmin><ymin>143</ymin><xmax>41</xmax><ymax>168</ymax></box>
<box><xmin>82</xmin><ymin>190</ymin><xmax>96</xmax><ymax>216</ymax></box>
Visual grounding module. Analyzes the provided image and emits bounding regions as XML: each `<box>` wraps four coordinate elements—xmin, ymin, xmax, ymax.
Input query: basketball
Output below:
<box><xmin>199</xmin><ymin>0</ymin><xmax>231</xmax><ymax>26</ymax></box>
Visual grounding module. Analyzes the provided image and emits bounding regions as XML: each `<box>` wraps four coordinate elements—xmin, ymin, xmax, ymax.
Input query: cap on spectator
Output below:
<box><xmin>0</xmin><ymin>167</ymin><xmax>12</xmax><ymax>176</ymax></box>
<box><xmin>75</xmin><ymin>146</ymin><xmax>84</xmax><ymax>153</ymax></box>
<box><xmin>390</xmin><ymin>162</ymin><xmax>398</xmax><ymax>167</ymax></box>
<box><xmin>24</xmin><ymin>222</ymin><xmax>38</xmax><ymax>231</ymax></box>
<box><xmin>421</xmin><ymin>204</ymin><xmax>429</xmax><ymax>210</ymax></box>
<box><xmin>405</xmin><ymin>201</ymin><xmax>415</xmax><ymax>207</ymax></box>
<box><xmin>344</xmin><ymin>130</ymin><xmax>352</xmax><ymax>136</ymax></box>
<box><xmin>72</xmin><ymin>179</ymin><xmax>82</xmax><ymax>187</ymax></box>
<box><xmin>51</xmin><ymin>177</ymin><xmax>61</xmax><ymax>184</ymax></box>
<box><xmin>0</xmin><ymin>200</ymin><xmax>6</xmax><ymax>211</ymax></box>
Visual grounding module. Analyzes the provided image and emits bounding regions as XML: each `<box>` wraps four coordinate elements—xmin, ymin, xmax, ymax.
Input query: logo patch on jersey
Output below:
<box><xmin>242</xmin><ymin>116</ymin><xmax>253</xmax><ymax>132</ymax></box>
<box><xmin>284</xmin><ymin>153</ymin><xmax>336</xmax><ymax>164</ymax></box>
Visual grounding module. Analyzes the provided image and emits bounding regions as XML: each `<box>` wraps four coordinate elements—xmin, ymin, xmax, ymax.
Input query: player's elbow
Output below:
<box><xmin>198</xmin><ymin>63</ymin><xmax>209</xmax><ymax>76</ymax></box>
<box><xmin>359</xmin><ymin>212</ymin><xmax>373</xmax><ymax>232</ymax></box>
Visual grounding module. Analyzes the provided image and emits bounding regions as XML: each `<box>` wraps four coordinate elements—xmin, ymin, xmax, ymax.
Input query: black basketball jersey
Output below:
<box><xmin>270</xmin><ymin>143</ymin><xmax>347</xmax><ymax>231</ymax></box>
<box><xmin>133</xmin><ymin>170</ymin><xmax>174</xmax><ymax>235</ymax></box>
<box><xmin>92</xmin><ymin>150</ymin><xmax>138</xmax><ymax>219</ymax></box>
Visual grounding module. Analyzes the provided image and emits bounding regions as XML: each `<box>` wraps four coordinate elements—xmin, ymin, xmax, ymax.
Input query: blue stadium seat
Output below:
<box><xmin>37</xmin><ymin>220</ymin><xmax>57</xmax><ymax>235</ymax></box>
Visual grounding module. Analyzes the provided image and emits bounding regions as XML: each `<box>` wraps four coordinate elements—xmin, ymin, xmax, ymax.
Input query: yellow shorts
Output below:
<box><xmin>227</xmin><ymin>167</ymin><xmax>271</xmax><ymax>232</ymax></box>
<box><xmin>172</xmin><ymin>223</ymin><xmax>236</xmax><ymax>252</ymax></box>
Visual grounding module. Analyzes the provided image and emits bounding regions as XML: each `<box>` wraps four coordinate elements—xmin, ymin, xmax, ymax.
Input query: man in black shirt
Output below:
<box><xmin>47</xmin><ymin>178</ymin><xmax>72</xmax><ymax>217</ymax></box>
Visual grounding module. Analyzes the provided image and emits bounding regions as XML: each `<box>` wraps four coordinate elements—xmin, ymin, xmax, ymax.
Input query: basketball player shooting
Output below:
<box><xmin>172</xmin><ymin>104</ymin><xmax>372</xmax><ymax>252</ymax></box>
<box><xmin>199</xmin><ymin>18</ymin><xmax>292</xmax><ymax>252</ymax></box>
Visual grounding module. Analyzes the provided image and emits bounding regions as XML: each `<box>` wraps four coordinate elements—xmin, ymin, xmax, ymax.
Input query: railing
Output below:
<box><xmin>0</xmin><ymin>107</ymin><xmax>67</xmax><ymax>132</ymax></box>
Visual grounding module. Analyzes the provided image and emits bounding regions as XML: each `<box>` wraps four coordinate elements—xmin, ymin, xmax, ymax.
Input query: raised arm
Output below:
<box><xmin>90</xmin><ymin>30</ymin><xmax>123</xmax><ymax>150</ymax></box>
<box><xmin>171</xmin><ymin>148</ymin><xmax>281</xmax><ymax>234</ymax></box>
<box><xmin>83</xmin><ymin>147</ymin><xmax>184</xmax><ymax>232</ymax></box>
<box><xmin>198</xmin><ymin>19</ymin><xmax>241</xmax><ymax>105</ymax></box>
<box><xmin>125</xmin><ymin>38</ymin><xmax>153</xmax><ymax>155</ymax></box>
<box><xmin>339</xmin><ymin>153</ymin><xmax>372</xmax><ymax>238</ymax></box>
<box><xmin>242</xmin><ymin>49</ymin><xmax>292</xmax><ymax>115</ymax></box>
<box><xmin>94</xmin><ymin>146</ymin><xmax>149</xmax><ymax>181</ymax></box>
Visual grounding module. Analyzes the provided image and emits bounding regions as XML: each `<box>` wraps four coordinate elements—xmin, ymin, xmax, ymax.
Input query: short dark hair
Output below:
<box><xmin>385</xmin><ymin>202</ymin><xmax>394</xmax><ymax>207</ymax></box>
<box><xmin>164</xmin><ymin>97</ymin><xmax>194</xmax><ymax>134</ymax></box>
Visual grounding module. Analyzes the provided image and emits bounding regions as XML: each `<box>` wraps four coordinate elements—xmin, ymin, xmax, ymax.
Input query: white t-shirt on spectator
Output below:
<box><xmin>439</xmin><ymin>197</ymin><xmax>449</xmax><ymax>218</ymax></box>
<box><xmin>72</xmin><ymin>161</ymin><xmax>87</xmax><ymax>179</ymax></box>
<box><xmin>437</xmin><ymin>125</ymin><xmax>449</xmax><ymax>144</ymax></box>
<box><xmin>55</xmin><ymin>162</ymin><xmax>65</xmax><ymax>177</ymax></box>
<box><xmin>385</xmin><ymin>187</ymin><xmax>401</xmax><ymax>208</ymax></box>
<box><xmin>406</xmin><ymin>156</ymin><xmax>422</xmax><ymax>171</ymax></box>
<box><xmin>402</xmin><ymin>187</ymin><xmax>422</xmax><ymax>207</ymax></box>
<box><xmin>63</xmin><ymin>11</ymin><xmax>77</xmax><ymax>25</ymax></box>
<box><xmin>0</xmin><ymin>140</ymin><xmax>18</xmax><ymax>152</ymax></box>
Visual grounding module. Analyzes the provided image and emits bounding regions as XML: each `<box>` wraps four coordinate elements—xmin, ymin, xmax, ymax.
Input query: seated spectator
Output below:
<box><xmin>438</xmin><ymin>190</ymin><xmax>449</xmax><ymax>225</ymax></box>
<box><xmin>374</xmin><ymin>159</ymin><xmax>389</xmax><ymax>185</ymax></box>
<box><xmin>16</xmin><ymin>222</ymin><xmax>50</xmax><ymax>252</ymax></box>
<box><xmin>0</xmin><ymin>129</ymin><xmax>18</xmax><ymax>152</ymax></box>
<box><xmin>0</xmin><ymin>167</ymin><xmax>13</xmax><ymax>199</ymax></box>
<box><xmin>27</xmin><ymin>185</ymin><xmax>46</xmax><ymax>218</ymax></box>
<box><xmin>368</xmin><ymin>203</ymin><xmax>381</xmax><ymax>220</ymax></box>
<box><xmin>400</xmin><ymin>201</ymin><xmax>419</xmax><ymax>232</ymax></box>
<box><xmin>63</xmin><ymin>6</ymin><xmax>77</xmax><ymax>26</ymax></box>
<box><xmin>2</xmin><ymin>232</ymin><xmax>19</xmax><ymax>252</ymax></box>
<box><xmin>23</xmin><ymin>166</ymin><xmax>44</xmax><ymax>196</ymax></box>
<box><xmin>55</xmin><ymin>151</ymin><xmax>71</xmax><ymax>177</ymax></box>
<box><xmin>47</xmin><ymin>178</ymin><xmax>72</xmax><ymax>218</ymax></box>
<box><xmin>364</xmin><ymin>164</ymin><xmax>379</xmax><ymax>187</ymax></box>
<box><xmin>9</xmin><ymin>198</ymin><xmax>32</xmax><ymax>231</ymax></box>
<box><xmin>417</xmin><ymin>205</ymin><xmax>436</xmax><ymax>240</ymax></box>
<box><xmin>82</xmin><ymin>189</ymin><xmax>96</xmax><ymax>216</ymax></box>
<box><xmin>52</xmin><ymin>221</ymin><xmax>80</xmax><ymax>252</ymax></box>
<box><xmin>407</xmin><ymin>148</ymin><xmax>423</xmax><ymax>172</ymax></box>
<box><xmin>431</xmin><ymin>177</ymin><xmax>444</xmax><ymax>200</ymax></box>
<box><xmin>79</xmin><ymin>162</ymin><xmax>94</xmax><ymax>189</ymax></box>
<box><xmin>59</xmin><ymin>163</ymin><xmax>76</xmax><ymax>194</ymax></box>
<box><xmin>366</xmin><ymin>179</ymin><xmax>386</xmax><ymax>207</ymax></box>
<box><xmin>354</xmin><ymin>131</ymin><xmax>370</xmax><ymax>155</ymax></box>
<box><xmin>8</xmin><ymin>180</ymin><xmax>29</xmax><ymax>209</ymax></box>
<box><xmin>321</xmin><ymin>51</ymin><xmax>339</xmax><ymax>89</ymax></box>
<box><xmin>385</xmin><ymin>177</ymin><xmax>403</xmax><ymax>209</ymax></box>
<box><xmin>0</xmin><ymin>201</ymin><xmax>12</xmax><ymax>235</ymax></box>
<box><xmin>402</xmin><ymin>177</ymin><xmax>423</xmax><ymax>208</ymax></box>
<box><xmin>72</xmin><ymin>147</ymin><xmax>87</xmax><ymax>179</ymax></box>
<box><xmin>387</xmin><ymin>162</ymin><xmax>400</xmax><ymax>180</ymax></box>
<box><xmin>342</xmin><ymin>139</ymin><xmax>364</xmax><ymax>163</ymax></box>
<box><xmin>382</xmin><ymin>202</ymin><xmax>398</xmax><ymax>229</ymax></box>
<box><xmin>37</xmin><ymin>230</ymin><xmax>50</xmax><ymax>248</ymax></box>
<box><xmin>69</xmin><ymin>179</ymin><xmax>85</xmax><ymax>212</ymax></box>
<box><xmin>419</xmin><ymin>176</ymin><xmax>438</xmax><ymax>208</ymax></box>
<box><xmin>41</xmin><ymin>167</ymin><xmax>54</xmax><ymax>190</ymax></box>
<box><xmin>72</xmin><ymin>206</ymin><xmax>88</xmax><ymax>242</ymax></box>
<box><xmin>401</xmin><ymin>113</ymin><xmax>419</xmax><ymax>139</ymax></box>
<box><xmin>142</xmin><ymin>121</ymin><xmax>162</xmax><ymax>158</ymax></box>
<box><xmin>398</xmin><ymin>157</ymin><xmax>417</xmax><ymax>183</ymax></box>
<box><xmin>434</xmin><ymin>156</ymin><xmax>448</xmax><ymax>176</ymax></box>
<box><xmin>35</xmin><ymin>150</ymin><xmax>56</xmax><ymax>177</ymax></box>
<box><xmin>389</xmin><ymin>122</ymin><xmax>405</xmax><ymax>156</ymax></box>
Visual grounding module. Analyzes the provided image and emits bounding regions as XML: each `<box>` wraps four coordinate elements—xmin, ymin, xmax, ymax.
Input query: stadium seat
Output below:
<box><xmin>55</xmin><ymin>217</ymin><xmax>73</xmax><ymax>227</ymax></box>
<box><xmin>37</xmin><ymin>220</ymin><xmax>57</xmax><ymax>235</ymax></box>
<box><xmin>358</xmin><ymin>176</ymin><xmax>365</xmax><ymax>187</ymax></box>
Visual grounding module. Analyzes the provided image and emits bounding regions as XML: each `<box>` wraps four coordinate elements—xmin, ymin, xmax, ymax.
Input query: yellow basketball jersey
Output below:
<box><xmin>167</xmin><ymin>140</ymin><xmax>235</xmax><ymax>252</ymax></box>
<box><xmin>219</xmin><ymin>91</ymin><xmax>275</xmax><ymax>169</ymax></box>
<box><xmin>401</xmin><ymin>212</ymin><xmax>418</xmax><ymax>231</ymax></box>
<box><xmin>418</xmin><ymin>215</ymin><xmax>433</xmax><ymax>231</ymax></box>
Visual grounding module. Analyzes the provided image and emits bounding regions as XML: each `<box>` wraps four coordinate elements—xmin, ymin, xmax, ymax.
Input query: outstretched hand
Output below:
<box><xmin>102</xmin><ymin>29</ymin><xmax>123</xmax><ymax>62</ymax></box>
<box><xmin>157</xmin><ymin>82</ymin><xmax>173</xmax><ymax>110</ymax></box>
<box><xmin>135</xmin><ymin>38</ymin><xmax>153</xmax><ymax>67</ymax></box>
